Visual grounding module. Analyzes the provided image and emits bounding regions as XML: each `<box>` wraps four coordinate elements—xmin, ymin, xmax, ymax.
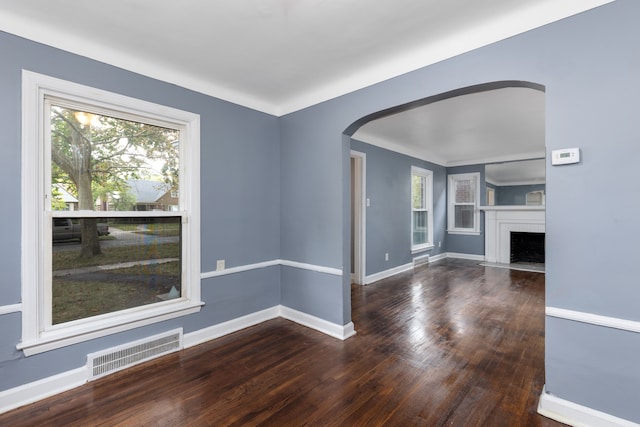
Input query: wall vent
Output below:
<box><xmin>413</xmin><ymin>254</ymin><xmax>430</xmax><ymax>268</ymax></box>
<box><xmin>87</xmin><ymin>328</ymin><xmax>183</xmax><ymax>380</ymax></box>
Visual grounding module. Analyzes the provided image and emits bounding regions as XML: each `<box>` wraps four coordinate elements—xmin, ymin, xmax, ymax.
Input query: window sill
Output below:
<box><xmin>17</xmin><ymin>300</ymin><xmax>204</xmax><ymax>356</ymax></box>
<box><xmin>411</xmin><ymin>244</ymin><xmax>434</xmax><ymax>254</ymax></box>
<box><xmin>447</xmin><ymin>230</ymin><xmax>481</xmax><ymax>236</ymax></box>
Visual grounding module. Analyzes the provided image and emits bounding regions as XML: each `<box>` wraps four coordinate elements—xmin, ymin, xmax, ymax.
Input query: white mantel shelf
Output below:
<box><xmin>480</xmin><ymin>205</ymin><xmax>545</xmax><ymax>211</ymax></box>
<box><xmin>481</xmin><ymin>205</ymin><xmax>545</xmax><ymax>264</ymax></box>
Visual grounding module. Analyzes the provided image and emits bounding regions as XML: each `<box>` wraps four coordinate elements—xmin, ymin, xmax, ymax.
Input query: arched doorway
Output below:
<box><xmin>344</xmin><ymin>80</ymin><xmax>545</xmax><ymax>285</ymax></box>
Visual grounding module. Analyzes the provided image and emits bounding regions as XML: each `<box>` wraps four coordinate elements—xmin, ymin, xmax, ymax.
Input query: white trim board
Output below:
<box><xmin>280</xmin><ymin>260</ymin><xmax>343</xmax><ymax>276</ymax></box>
<box><xmin>280</xmin><ymin>306</ymin><xmax>356</xmax><ymax>340</ymax></box>
<box><xmin>0</xmin><ymin>304</ymin><xmax>355</xmax><ymax>415</ymax></box>
<box><xmin>201</xmin><ymin>259</ymin><xmax>343</xmax><ymax>280</ymax></box>
<box><xmin>183</xmin><ymin>306</ymin><xmax>280</xmax><ymax>348</ymax></box>
<box><xmin>446</xmin><ymin>252</ymin><xmax>485</xmax><ymax>261</ymax></box>
<box><xmin>0</xmin><ymin>367</ymin><xmax>88</xmax><ymax>415</ymax></box>
<box><xmin>363</xmin><ymin>252</ymin><xmax>480</xmax><ymax>285</ymax></box>
<box><xmin>0</xmin><ymin>304</ymin><xmax>22</xmax><ymax>315</ymax></box>
<box><xmin>185</xmin><ymin>305</ymin><xmax>355</xmax><ymax>348</ymax></box>
<box><xmin>201</xmin><ymin>260</ymin><xmax>280</xmax><ymax>279</ymax></box>
<box><xmin>364</xmin><ymin>262</ymin><xmax>413</xmax><ymax>285</ymax></box>
<box><xmin>546</xmin><ymin>307</ymin><xmax>640</xmax><ymax>335</ymax></box>
<box><xmin>538</xmin><ymin>387</ymin><xmax>639</xmax><ymax>427</ymax></box>
<box><xmin>428</xmin><ymin>253</ymin><xmax>448</xmax><ymax>263</ymax></box>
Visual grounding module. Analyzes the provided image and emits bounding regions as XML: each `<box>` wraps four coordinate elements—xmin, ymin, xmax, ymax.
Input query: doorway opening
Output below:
<box><xmin>350</xmin><ymin>151</ymin><xmax>365</xmax><ymax>285</ymax></box>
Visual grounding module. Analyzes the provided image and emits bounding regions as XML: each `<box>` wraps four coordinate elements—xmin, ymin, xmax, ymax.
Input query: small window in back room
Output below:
<box><xmin>448</xmin><ymin>172</ymin><xmax>480</xmax><ymax>234</ymax></box>
<box><xmin>411</xmin><ymin>166</ymin><xmax>433</xmax><ymax>251</ymax></box>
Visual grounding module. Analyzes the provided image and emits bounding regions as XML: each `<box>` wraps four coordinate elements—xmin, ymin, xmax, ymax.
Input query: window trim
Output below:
<box><xmin>20</xmin><ymin>70</ymin><xmax>202</xmax><ymax>356</ymax></box>
<box><xmin>411</xmin><ymin>166</ymin><xmax>434</xmax><ymax>252</ymax></box>
<box><xmin>447</xmin><ymin>172</ymin><xmax>481</xmax><ymax>235</ymax></box>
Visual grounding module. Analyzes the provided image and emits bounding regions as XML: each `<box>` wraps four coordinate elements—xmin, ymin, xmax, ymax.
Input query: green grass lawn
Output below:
<box><xmin>52</xmin><ymin>241</ymin><xmax>181</xmax><ymax>324</ymax></box>
<box><xmin>53</xmin><ymin>241</ymin><xmax>180</xmax><ymax>270</ymax></box>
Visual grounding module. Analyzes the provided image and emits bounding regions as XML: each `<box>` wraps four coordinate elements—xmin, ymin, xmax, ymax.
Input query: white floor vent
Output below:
<box><xmin>413</xmin><ymin>254</ymin><xmax>430</xmax><ymax>268</ymax></box>
<box><xmin>87</xmin><ymin>328</ymin><xmax>183</xmax><ymax>380</ymax></box>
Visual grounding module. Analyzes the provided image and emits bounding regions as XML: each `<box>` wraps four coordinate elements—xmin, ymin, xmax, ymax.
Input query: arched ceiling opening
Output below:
<box><xmin>351</xmin><ymin>83</ymin><xmax>545</xmax><ymax>183</ymax></box>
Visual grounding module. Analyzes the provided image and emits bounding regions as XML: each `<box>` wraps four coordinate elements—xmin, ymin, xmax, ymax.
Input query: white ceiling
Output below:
<box><xmin>0</xmin><ymin>0</ymin><xmax>612</xmax><ymax>116</ymax></box>
<box><xmin>0</xmin><ymin>1</ymin><xmax>611</xmax><ymax>182</ymax></box>
<box><xmin>353</xmin><ymin>86</ymin><xmax>545</xmax><ymax>167</ymax></box>
<box><xmin>485</xmin><ymin>159</ymin><xmax>546</xmax><ymax>186</ymax></box>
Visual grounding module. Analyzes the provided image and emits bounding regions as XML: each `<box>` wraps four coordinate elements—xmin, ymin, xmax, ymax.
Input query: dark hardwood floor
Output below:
<box><xmin>0</xmin><ymin>259</ymin><xmax>565</xmax><ymax>426</ymax></box>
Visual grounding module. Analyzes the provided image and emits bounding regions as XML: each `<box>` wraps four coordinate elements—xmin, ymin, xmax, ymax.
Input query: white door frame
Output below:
<box><xmin>351</xmin><ymin>150</ymin><xmax>366</xmax><ymax>285</ymax></box>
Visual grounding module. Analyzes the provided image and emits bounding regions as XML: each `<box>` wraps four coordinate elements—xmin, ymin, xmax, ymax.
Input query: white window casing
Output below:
<box><xmin>20</xmin><ymin>70</ymin><xmax>202</xmax><ymax>356</ymax></box>
<box><xmin>447</xmin><ymin>172</ymin><xmax>481</xmax><ymax>235</ymax></box>
<box><xmin>411</xmin><ymin>166</ymin><xmax>434</xmax><ymax>252</ymax></box>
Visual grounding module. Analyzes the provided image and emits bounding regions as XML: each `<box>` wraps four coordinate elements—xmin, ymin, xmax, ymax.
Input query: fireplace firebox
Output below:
<box><xmin>510</xmin><ymin>232</ymin><xmax>545</xmax><ymax>264</ymax></box>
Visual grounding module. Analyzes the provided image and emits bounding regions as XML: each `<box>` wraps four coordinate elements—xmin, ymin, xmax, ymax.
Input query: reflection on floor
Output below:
<box><xmin>479</xmin><ymin>262</ymin><xmax>545</xmax><ymax>273</ymax></box>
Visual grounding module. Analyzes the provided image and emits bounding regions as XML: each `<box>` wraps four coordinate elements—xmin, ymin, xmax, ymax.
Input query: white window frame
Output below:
<box><xmin>447</xmin><ymin>172</ymin><xmax>481</xmax><ymax>235</ymax></box>
<box><xmin>411</xmin><ymin>166</ymin><xmax>434</xmax><ymax>253</ymax></box>
<box><xmin>19</xmin><ymin>70</ymin><xmax>202</xmax><ymax>356</ymax></box>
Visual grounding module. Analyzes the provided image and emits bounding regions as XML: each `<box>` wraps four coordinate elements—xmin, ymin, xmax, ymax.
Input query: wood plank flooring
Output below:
<box><xmin>0</xmin><ymin>259</ymin><xmax>565</xmax><ymax>426</ymax></box>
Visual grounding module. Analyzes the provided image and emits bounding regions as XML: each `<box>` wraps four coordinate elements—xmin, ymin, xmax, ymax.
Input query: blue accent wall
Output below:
<box><xmin>350</xmin><ymin>139</ymin><xmax>446</xmax><ymax>276</ymax></box>
<box><xmin>282</xmin><ymin>1</ymin><xmax>640</xmax><ymax>422</ymax></box>
<box><xmin>496</xmin><ymin>184</ymin><xmax>545</xmax><ymax>205</ymax></box>
<box><xmin>445</xmin><ymin>164</ymin><xmax>486</xmax><ymax>255</ymax></box>
<box><xmin>1</xmin><ymin>1</ymin><xmax>640</xmax><ymax>422</ymax></box>
<box><xmin>0</xmin><ymin>30</ymin><xmax>282</xmax><ymax>390</ymax></box>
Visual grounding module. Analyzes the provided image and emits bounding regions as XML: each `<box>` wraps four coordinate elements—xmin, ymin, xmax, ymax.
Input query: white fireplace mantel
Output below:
<box><xmin>480</xmin><ymin>206</ymin><xmax>545</xmax><ymax>264</ymax></box>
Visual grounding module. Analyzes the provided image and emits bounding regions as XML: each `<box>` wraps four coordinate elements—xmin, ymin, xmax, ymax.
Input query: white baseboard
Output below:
<box><xmin>1</xmin><ymin>304</ymin><xmax>355</xmax><ymax>414</ymax></box>
<box><xmin>429</xmin><ymin>253</ymin><xmax>448</xmax><ymax>263</ymax></box>
<box><xmin>183</xmin><ymin>306</ymin><xmax>280</xmax><ymax>348</ymax></box>
<box><xmin>446</xmin><ymin>252</ymin><xmax>485</xmax><ymax>261</ymax></box>
<box><xmin>363</xmin><ymin>253</ymin><xmax>482</xmax><ymax>284</ymax></box>
<box><xmin>280</xmin><ymin>305</ymin><xmax>356</xmax><ymax>340</ymax></box>
<box><xmin>538</xmin><ymin>387</ymin><xmax>639</xmax><ymax>427</ymax></box>
<box><xmin>0</xmin><ymin>366</ymin><xmax>87</xmax><ymax>414</ymax></box>
<box><xmin>364</xmin><ymin>262</ymin><xmax>413</xmax><ymax>285</ymax></box>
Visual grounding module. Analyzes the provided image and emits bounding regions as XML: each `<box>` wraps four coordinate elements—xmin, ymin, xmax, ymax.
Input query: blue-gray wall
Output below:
<box><xmin>495</xmin><ymin>184</ymin><xmax>545</xmax><ymax>205</ymax></box>
<box><xmin>445</xmin><ymin>164</ymin><xmax>486</xmax><ymax>255</ymax></box>
<box><xmin>1</xmin><ymin>0</ymin><xmax>640</xmax><ymax>423</ymax></box>
<box><xmin>0</xmin><ymin>30</ymin><xmax>282</xmax><ymax>390</ymax></box>
<box><xmin>281</xmin><ymin>1</ymin><xmax>640</xmax><ymax>422</ymax></box>
<box><xmin>350</xmin><ymin>139</ymin><xmax>446</xmax><ymax>276</ymax></box>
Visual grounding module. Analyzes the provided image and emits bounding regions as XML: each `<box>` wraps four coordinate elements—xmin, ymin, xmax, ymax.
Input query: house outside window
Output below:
<box><xmin>411</xmin><ymin>166</ymin><xmax>433</xmax><ymax>252</ymax></box>
<box><xmin>448</xmin><ymin>172</ymin><xmax>481</xmax><ymax>235</ymax></box>
<box><xmin>20</xmin><ymin>71</ymin><xmax>202</xmax><ymax>356</ymax></box>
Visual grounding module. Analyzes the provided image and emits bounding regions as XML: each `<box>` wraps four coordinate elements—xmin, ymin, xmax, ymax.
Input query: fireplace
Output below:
<box><xmin>481</xmin><ymin>206</ymin><xmax>545</xmax><ymax>265</ymax></box>
<box><xmin>510</xmin><ymin>232</ymin><xmax>545</xmax><ymax>264</ymax></box>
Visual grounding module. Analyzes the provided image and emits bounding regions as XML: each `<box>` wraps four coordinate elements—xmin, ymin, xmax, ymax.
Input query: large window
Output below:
<box><xmin>20</xmin><ymin>71</ymin><xmax>202</xmax><ymax>355</ymax></box>
<box><xmin>448</xmin><ymin>172</ymin><xmax>480</xmax><ymax>234</ymax></box>
<box><xmin>411</xmin><ymin>166</ymin><xmax>433</xmax><ymax>252</ymax></box>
